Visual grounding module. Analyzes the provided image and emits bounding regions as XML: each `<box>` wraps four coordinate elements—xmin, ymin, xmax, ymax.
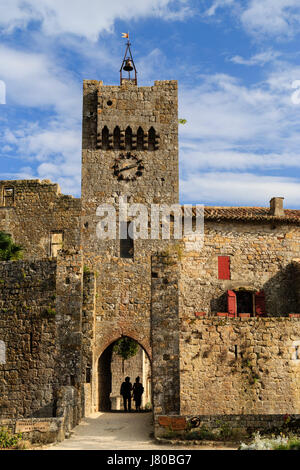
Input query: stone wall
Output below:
<box><xmin>179</xmin><ymin>317</ymin><xmax>300</xmax><ymax>416</ymax></box>
<box><xmin>151</xmin><ymin>252</ymin><xmax>180</xmax><ymax>417</ymax></box>
<box><xmin>0</xmin><ymin>253</ymin><xmax>84</xmax><ymax>429</ymax></box>
<box><xmin>0</xmin><ymin>260</ymin><xmax>58</xmax><ymax>419</ymax></box>
<box><xmin>181</xmin><ymin>221</ymin><xmax>300</xmax><ymax>317</ymax></box>
<box><xmin>0</xmin><ymin>179</ymin><xmax>81</xmax><ymax>260</ymax></box>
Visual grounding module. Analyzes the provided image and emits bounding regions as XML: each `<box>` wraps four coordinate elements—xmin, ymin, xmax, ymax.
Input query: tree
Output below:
<box><xmin>0</xmin><ymin>232</ymin><xmax>23</xmax><ymax>261</ymax></box>
<box><xmin>113</xmin><ymin>337</ymin><xmax>139</xmax><ymax>374</ymax></box>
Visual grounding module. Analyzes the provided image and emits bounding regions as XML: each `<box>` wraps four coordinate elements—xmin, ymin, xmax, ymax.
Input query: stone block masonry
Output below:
<box><xmin>0</xmin><ymin>259</ymin><xmax>58</xmax><ymax>419</ymax></box>
<box><xmin>0</xmin><ymin>179</ymin><xmax>81</xmax><ymax>260</ymax></box>
<box><xmin>180</xmin><ymin>318</ymin><xmax>300</xmax><ymax>416</ymax></box>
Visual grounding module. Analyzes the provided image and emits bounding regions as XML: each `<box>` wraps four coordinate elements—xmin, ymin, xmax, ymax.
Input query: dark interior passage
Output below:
<box><xmin>98</xmin><ymin>344</ymin><xmax>113</xmax><ymax>411</ymax></box>
<box><xmin>235</xmin><ymin>290</ymin><xmax>253</xmax><ymax>314</ymax></box>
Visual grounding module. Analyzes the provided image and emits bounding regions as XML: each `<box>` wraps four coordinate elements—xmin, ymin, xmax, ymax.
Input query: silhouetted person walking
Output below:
<box><xmin>120</xmin><ymin>376</ymin><xmax>132</xmax><ymax>412</ymax></box>
<box><xmin>133</xmin><ymin>376</ymin><xmax>144</xmax><ymax>411</ymax></box>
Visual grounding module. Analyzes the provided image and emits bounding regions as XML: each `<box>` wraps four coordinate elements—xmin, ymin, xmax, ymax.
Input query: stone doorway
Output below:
<box><xmin>98</xmin><ymin>337</ymin><xmax>152</xmax><ymax>412</ymax></box>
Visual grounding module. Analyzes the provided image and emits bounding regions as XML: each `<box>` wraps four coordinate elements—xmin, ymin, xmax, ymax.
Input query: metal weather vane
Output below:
<box><xmin>120</xmin><ymin>32</ymin><xmax>137</xmax><ymax>85</ymax></box>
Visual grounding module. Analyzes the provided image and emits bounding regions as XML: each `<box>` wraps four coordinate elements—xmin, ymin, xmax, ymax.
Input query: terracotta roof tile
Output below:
<box><xmin>184</xmin><ymin>206</ymin><xmax>300</xmax><ymax>224</ymax></box>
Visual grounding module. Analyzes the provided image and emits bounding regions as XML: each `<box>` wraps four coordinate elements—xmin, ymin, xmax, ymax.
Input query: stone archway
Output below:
<box><xmin>97</xmin><ymin>337</ymin><xmax>152</xmax><ymax>412</ymax></box>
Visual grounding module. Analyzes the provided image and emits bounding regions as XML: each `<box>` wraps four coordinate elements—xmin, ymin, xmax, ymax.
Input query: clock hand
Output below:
<box><xmin>119</xmin><ymin>163</ymin><xmax>138</xmax><ymax>172</ymax></box>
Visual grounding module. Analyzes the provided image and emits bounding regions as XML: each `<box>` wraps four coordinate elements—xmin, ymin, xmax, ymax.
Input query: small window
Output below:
<box><xmin>137</xmin><ymin>127</ymin><xmax>144</xmax><ymax>150</ymax></box>
<box><xmin>148</xmin><ymin>127</ymin><xmax>156</xmax><ymax>151</ymax></box>
<box><xmin>125</xmin><ymin>126</ymin><xmax>132</xmax><ymax>150</ymax></box>
<box><xmin>120</xmin><ymin>221</ymin><xmax>134</xmax><ymax>259</ymax></box>
<box><xmin>50</xmin><ymin>232</ymin><xmax>63</xmax><ymax>257</ymax></box>
<box><xmin>235</xmin><ymin>291</ymin><xmax>254</xmax><ymax>315</ymax></box>
<box><xmin>113</xmin><ymin>126</ymin><xmax>121</xmax><ymax>150</ymax></box>
<box><xmin>86</xmin><ymin>367</ymin><xmax>91</xmax><ymax>383</ymax></box>
<box><xmin>102</xmin><ymin>126</ymin><xmax>110</xmax><ymax>150</ymax></box>
<box><xmin>3</xmin><ymin>187</ymin><xmax>14</xmax><ymax>207</ymax></box>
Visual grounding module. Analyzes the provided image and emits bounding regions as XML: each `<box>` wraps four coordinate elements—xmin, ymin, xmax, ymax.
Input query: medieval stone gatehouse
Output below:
<box><xmin>0</xmin><ymin>47</ymin><xmax>300</xmax><ymax>442</ymax></box>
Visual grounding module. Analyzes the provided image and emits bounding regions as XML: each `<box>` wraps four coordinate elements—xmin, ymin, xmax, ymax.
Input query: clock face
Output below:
<box><xmin>113</xmin><ymin>152</ymin><xmax>144</xmax><ymax>182</ymax></box>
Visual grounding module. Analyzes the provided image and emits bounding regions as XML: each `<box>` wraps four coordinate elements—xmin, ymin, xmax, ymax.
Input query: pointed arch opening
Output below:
<box><xmin>113</xmin><ymin>126</ymin><xmax>121</xmax><ymax>150</ymax></box>
<box><xmin>97</xmin><ymin>336</ymin><xmax>152</xmax><ymax>412</ymax></box>
<box><xmin>125</xmin><ymin>126</ymin><xmax>132</xmax><ymax>150</ymax></box>
<box><xmin>101</xmin><ymin>126</ymin><xmax>110</xmax><ymax>150</ymax></box>
<box><xmin>136</xmin><ymin>127</ymin><xmax>144</xmax><ymax>151</ymax></box>
<box><xmin>148</xmin><ymin>127</ymin><xmax>156</xmax><ymax>151</ymax></box>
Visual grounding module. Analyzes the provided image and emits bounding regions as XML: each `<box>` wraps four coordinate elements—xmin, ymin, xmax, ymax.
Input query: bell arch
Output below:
<box><xmin>113</xmin><ymin>126</ymin><xmax>121</xmax><ymax>150</ymax></box>
<box><xmin>148</xmin><ymin>126</ymin><xmax>156</xmax><ymax>151</ymax></box>
<box><xmin>136</xmin><ymin>127</ymin><xmax>144</xmax><ymax>150</ymax></box>
<box><xmin>125</xmin><ymin>126</ymin><xmax>132</xmax><ymax>150</ymax></box>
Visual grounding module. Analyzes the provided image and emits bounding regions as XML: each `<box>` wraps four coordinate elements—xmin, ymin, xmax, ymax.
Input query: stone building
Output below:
<box><xmin>0</xmin><ymin>45</ymin><xmax>300</xmax><ymax>442</ymax></box>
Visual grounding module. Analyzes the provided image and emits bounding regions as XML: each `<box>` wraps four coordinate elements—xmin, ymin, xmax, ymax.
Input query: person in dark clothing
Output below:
<box><xmin>120</xmin><ymin>376</ymin><xmax>133</xmax><ymax>412</ymax></box>
<box><xmin>133</xmin><ymin>376</ymin><xmax>144</xmax><ymax>411</ymax></box>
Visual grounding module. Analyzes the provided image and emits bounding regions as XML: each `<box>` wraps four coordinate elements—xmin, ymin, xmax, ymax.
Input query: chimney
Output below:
<box><xmin>269</xmin><ymin>197</ymin><xmax>284</xmax><ymax>216</ymax></box>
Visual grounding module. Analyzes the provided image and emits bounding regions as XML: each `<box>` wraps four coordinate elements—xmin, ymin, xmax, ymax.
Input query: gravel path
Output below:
<box><xmin>43</xmin><ymin>412</ymin><xmax>237</xmax><ymax>451</ymax></box>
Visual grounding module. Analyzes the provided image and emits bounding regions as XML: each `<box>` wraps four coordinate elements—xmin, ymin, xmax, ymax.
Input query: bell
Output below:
<box><xmin>123</xmin><ymin>59</ymin><xmax>134</xmax><ymax>72</ymax></box>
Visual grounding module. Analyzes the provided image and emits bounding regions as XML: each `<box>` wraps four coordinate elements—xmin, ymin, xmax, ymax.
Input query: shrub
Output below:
<box><xmin>0</xmin><ymin>427</ymin><xmax>23</xmax><ymax>449</ymax></box>
<box><xmin>0</xmin><ymin>232</ymin><xmax>23</xmax><ymax>261</ymax></box>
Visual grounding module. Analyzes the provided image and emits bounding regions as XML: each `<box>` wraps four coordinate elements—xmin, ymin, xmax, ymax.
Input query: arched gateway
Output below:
<box><xmin>97</xmin><ymin>337</ymin><xmax>151</xmax><ymax>412</ymax></box>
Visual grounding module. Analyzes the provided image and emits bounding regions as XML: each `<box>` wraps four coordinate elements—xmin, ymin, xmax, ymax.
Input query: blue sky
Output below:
<box><xmin>1</xmin><ymin>0</ymin><xmax>300</xmax><ymax>207</ymax></box>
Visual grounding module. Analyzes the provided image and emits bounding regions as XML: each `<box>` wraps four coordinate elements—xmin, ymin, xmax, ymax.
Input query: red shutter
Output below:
<box><xmin>227</xmin><ymin>290</ymin><xmax>237</xmax><ymax>317</ymax></box>
<box><xmin>255</xmin><ymin>291</ymin><xmax>266</xmax><ymax>317</ymax></box>
<box><xmin>218</xmin><ymin>256</ymin><xmax>230</xmax><ymax>280</ymax></box>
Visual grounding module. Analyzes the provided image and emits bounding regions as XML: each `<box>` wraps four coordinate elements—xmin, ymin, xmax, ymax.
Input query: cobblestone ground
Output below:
<box><xmin>43</xmin><ymin>412</ymin><xmax>237</xmax><ymax>451</ymax></box>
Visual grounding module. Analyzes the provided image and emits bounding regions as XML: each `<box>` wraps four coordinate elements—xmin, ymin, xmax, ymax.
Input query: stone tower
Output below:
<box><xmin>80</xmin><ymin>47</ymin><xmax>179</xmax><ymax>412</ymax></box>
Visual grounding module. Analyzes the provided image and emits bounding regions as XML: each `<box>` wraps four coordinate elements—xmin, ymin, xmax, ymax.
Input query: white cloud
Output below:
<box><xmin>180</xmin><ymin>172</ymin><xmax>300</xmax><ymax>207</ymax></box>
<box><xmin>230</xmin><ymin>50</ymin><xmax>281</xmax><ymax>66</ymax></box>
<box><xmin>179</xmin><ymin>66</ymin><xmax>300</xmax><ymax>147</ymax></box>
<box><xmin>178</xmin><ymin>61</ymin><xmax>300</xmax><ymax>206</ymax></box>
<box><xmin>240</xmin><ymin>0</ymin><xmax>300</xmax><ymax>39</ymax></box>
<box><xmin>204</xmin><ymin>0</ymin><xmax>235</xmax><ymax>17</ymax></box>
<box><xmin>0</xmin><ymin>0</ymin><xmax>192</xmax><ymax>41</ymax></box>
<box><xmin>0</xmin><ymin>45</ymin><xmax>81</xmax><ymax>117</ymax></box>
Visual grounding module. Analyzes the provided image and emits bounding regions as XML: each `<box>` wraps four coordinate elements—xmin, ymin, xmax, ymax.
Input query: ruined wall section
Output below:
<box><xmin>0</xmin><ymin>252</ymin><xmax>84</xmax><ymax>423</ymax></box>
<box><xmin>179</xmin><ymin>317</ymin><xmax>300</xmax><ymax>416</ymax></box>
<box><xmin>0</xmin><ymin>179</ymin><xmax>81</xmax><ymax>260</ymax></box>
<box><xmin>0</xmin><ymin>260</ymin><xmax>58</xmax><ymax>419</ymax></box>
<box><xmin>181</xmin><ymin>221</ymin><xmax>300</xmax><ymax>317</ymax></box>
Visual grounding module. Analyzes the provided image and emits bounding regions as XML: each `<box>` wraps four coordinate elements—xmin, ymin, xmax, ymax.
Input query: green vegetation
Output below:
<box><xmin>46</xmin><ymin>307</ymin><xmax>56</xmax><ymax>316</ymax></box>
<box><xmin>0</xmin><ymin>232</ymin><xmax>23</xmax><ymax>261</ymax></box>
<box><xmin>113</xmin><ymin>337</ymin><xmax>138</xmax><ymax>361</ymax></box>
<box><xmin>273</xmin><ymin>438</ymin><xmax>300</xmax><ymax>450</ymax></box>
<box><xmin>0</xmin><ymin>427</ymin><xmax>23</xmax><ymax>449</ymax></box>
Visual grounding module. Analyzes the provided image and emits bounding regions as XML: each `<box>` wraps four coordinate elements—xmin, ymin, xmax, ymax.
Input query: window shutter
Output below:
<box><xmin>227</xmin><ymin>290</ymin><xmax>237</xmax><ymax>317</ymax></box>
<box><xmin>218</xmin><ymin>256</ymin><xmax>230</xmax><ymax>280</ymax></box>
<box><xmin>255</xmin><ymin>291</ymin><xmax>266</xmax><ymax>317</ymax></box>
